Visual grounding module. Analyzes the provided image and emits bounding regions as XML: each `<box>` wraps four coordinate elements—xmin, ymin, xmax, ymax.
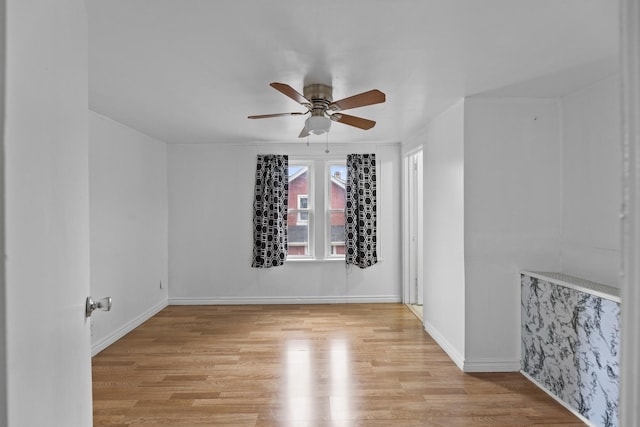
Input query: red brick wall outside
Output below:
<box><xmin>330</xmin><ymin>180</ymin><xmax>345</xmax><ymax>225</ymax></box>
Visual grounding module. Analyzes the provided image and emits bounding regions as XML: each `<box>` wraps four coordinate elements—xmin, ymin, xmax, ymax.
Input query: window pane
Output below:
<box><xmin>329</xmin><ymin>165</ymin><xmax>346</xmax><ymax>209</ymax></box>
<box><xmin>288</xmin><ymin>222</ymin><xmax>309</xmax><ymax>256</ymax></box>
<box><xmin>328</xmin><ymin>163</ymin><xmax>346</xmax><ymax>257</ymax></box>
<box><xmin>296</xmin><ymin>194</ymin><xmax>309</xmax><ymax>224</ymax></box>
<box><xmin>329</xmin><ymin>212</ymin><xmax>345</xmax><ymax>255</ymax></box>
<box><xmin>289</xmin><ymin>166</ymin><xmax>309</xmax><ymax>208</ymax></box>
<box><xmin>329</xmin><ymin>211</ymin><xmax>345</xmax><ymax>227</ymax></box>
<box><xmin>288</xmin><ymin>164</ymin><xmax>311</xmax><ymax>257</ymax></box>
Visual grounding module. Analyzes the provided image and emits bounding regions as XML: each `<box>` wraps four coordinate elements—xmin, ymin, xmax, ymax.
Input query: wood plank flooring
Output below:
<box><xmin>92</xmin><ymin>304</ymin><xmax>584</xmax><ymax>426</ymax></box>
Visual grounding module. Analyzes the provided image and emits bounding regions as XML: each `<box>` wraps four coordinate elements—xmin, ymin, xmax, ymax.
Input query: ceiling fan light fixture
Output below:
<box><xmin>305</xmin><ymin>115</ymin><xmax>332</xmax><ymax>135</ymax></box>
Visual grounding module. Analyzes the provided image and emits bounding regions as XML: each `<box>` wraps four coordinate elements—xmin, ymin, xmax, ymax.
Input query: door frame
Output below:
<box><xmin>620</xmin><ymin>0</ymin><xmax>640</xmax><ymax>424</ymax></box>
<box><xmin>0</xmin><ymin>0</ymin><xmax>6</xmax><ymax>422</ymax></box>
<box><xmin>402</xmin><ymin>147</ymin><xmax>423</xmax><ymax>307</ymax></box>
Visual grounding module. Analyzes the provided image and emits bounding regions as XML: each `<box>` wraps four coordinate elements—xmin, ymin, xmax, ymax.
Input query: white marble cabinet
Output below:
<box><xmin>521</xmin><ymin>272</ymin><xmax>620</xmax><ymax>427</ymax></box>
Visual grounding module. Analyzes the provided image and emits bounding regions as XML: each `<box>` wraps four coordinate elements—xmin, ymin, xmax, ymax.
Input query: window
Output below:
<box><xmin>327</xmin><ymin>163</ymin><xmax>346</xmax><ymax>257</ymax></box>
<box><xmin>297</xmin><ymin>194</ymin><xmax>309</xmax><ymax>224</ymax></box>
<box><xmin>287</xmin><ymin>159</ymin><xmax>346</xmax><ymax>260</ymax></box>
<box><xmin>288</xmin><ymin>163</ymin><xmax>312</xmax><ymax>257</ymax></box>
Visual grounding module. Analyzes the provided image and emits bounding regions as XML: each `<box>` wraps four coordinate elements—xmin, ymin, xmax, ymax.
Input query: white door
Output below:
<box><xmin>3</xmin><ymin>0</ymin><xmax>93</xmax><ymax>425</ymax></box>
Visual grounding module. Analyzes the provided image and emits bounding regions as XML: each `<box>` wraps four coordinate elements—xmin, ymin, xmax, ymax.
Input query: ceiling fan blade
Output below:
<box><xmin>330</xmin><ymin>113</ymin><xmax>376</xmax><ymax>130</ymax></box>
<box><xmin>248</xmin><ymin>112</ymin><xmax>306</xmax><ymax>119</ymax></box>
<box><xmin>298</xmin><ymin>126</ymin><xmax>310</xmax><ymax>138</ymax></box>
<box><xmin>329</xmin><ymin>89</ymin><xmax>385</xmax><ymax>111</ymax></box>
<box><xmin>270</xmin><ymin>82</ymin><xmax>310</xmax><ymax>105</ymax></box>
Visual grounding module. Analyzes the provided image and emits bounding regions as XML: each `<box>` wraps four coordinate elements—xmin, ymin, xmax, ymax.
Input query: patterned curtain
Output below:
<box><xmin>345</xmin><ymin>154</ymin><xmax>377</xmax><ymax>268</ymax></box>
<box><xmin>251</xmin><ymin>155</ymin><xmax>289</xmax><ymax>268</ymax></box>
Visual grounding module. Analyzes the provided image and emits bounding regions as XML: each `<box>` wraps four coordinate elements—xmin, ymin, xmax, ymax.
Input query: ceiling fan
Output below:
<box><xmin>248</xmin><ymin>82</ymin><xmax>385</xmax><ymax>138</ymax></box>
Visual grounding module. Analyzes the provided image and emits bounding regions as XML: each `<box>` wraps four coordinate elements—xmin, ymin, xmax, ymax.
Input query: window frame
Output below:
<box><xmin>296</xmin><ymin>194</ymin><xmax>309</xmax><ymax>225</ymax></box>
<box><xmin>286</xmin><ymin>158</ymin><xmax>347</xmax><ymax>261</ymax></box>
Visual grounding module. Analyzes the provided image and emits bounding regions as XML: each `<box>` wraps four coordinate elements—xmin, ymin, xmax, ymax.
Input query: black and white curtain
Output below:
<box><xmin>251</xmin><ymin>155</ymin><xmax>289</xmax><ymax>268</ymax></box>
<box><xmin>345</xmin><ymin>153</ymin><xmax>377</xmax><ymax>268</ymax></box>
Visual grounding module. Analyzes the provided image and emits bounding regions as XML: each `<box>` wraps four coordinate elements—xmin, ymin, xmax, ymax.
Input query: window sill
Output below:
<box><xmin>286</xmin><ymin>257</ymin><xmax>384</xmax><ymax>264</ymax></box>
<box><xmin>287</xmin><ymin>257</ymin><xmax>345</xmax><ymax>263</ymax></box>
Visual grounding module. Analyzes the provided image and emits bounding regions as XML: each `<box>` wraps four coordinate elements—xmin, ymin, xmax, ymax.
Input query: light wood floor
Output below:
<box><xmin>92</xmin><ymin>304</ymin><xmax>584</xmax><ymax>426</ymax></box>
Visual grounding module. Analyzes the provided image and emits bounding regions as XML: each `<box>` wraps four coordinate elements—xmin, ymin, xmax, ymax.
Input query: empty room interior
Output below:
<box><xmin>3</xmin><ymin>0</ymin><xmax>637</xmax><ymax>426</ymax></box>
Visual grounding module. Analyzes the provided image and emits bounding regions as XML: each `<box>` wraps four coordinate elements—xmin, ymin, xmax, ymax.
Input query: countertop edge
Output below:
<box><xmin>521</xmin><ymin>270</ymin><xmax>621</xmax><ymax>303</ymax></box>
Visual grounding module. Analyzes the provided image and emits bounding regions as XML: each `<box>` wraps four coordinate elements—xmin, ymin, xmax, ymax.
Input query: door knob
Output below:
<box><xmin>85</xmin><ymin>296</ymin><xmax>112</xmax><ymax>317</ymax></box>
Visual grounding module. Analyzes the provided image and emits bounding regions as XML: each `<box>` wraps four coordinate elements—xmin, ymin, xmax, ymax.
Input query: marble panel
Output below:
<box><xmin>521</xmin><ymin>273</ymin><xmax>620</xmax><ymax>427</ymax></box>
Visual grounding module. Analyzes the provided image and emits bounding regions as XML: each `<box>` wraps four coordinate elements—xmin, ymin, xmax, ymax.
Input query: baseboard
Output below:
<box><xmin>91</xmin><ymin>299</ymin><xmax>168</xmax><ymax>357</ymax></box>
<box><xmin>423</xmin><ymin>320</ymin><xmax>465</xmax><ymax>371</ymax></box>
<box><xmin>462</xmin><ymin>358</ymin><xmax>521</xmax><ymax>372</ymax></box>
<box><xmin>520</xmin><ymin>371</ymin><xmax>595</xmax><ymax>427</ymax></box>
<box><xmin>423</xmin><ymin>321</ymin><xmax>521</xmax><ymax>373</ymax></box>
<box><xmin>169</xmin><ymin>295</ymin><xmax>402</xmax><ymax>305</ymax></box>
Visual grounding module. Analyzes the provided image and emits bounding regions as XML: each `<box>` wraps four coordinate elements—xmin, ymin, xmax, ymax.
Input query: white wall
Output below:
<box><xmin>4</xmin><ymin>0</ymin><xmax>93</xmax><ymax>425</ymax></box>
<box><xmin>561</xmin><ymin>76</ymin><xmax>621</xmax><ymax>287</ymax></box>
<box><xmin>89</xmin><ymin>112</ymin><xmax>169</xmax><ymax>354</ymax></box>
<box><xmin>168</xmin><ymin>141</ymin><xmax>401</xmax><ymax>303</ymax></box>
<box><xmin>463</xmin><ymin>98</ymin><xmax>563</xmax><ymax>371</ymax></box>
<box><xmin>415</xmin><ymin>87</ymin><xmax>622</xmax><ymax>372</ymax></box>
<box><xmin>416</xmin><ymin>100</ymin><xmax>467</xmax><ymax>368</ymax></box>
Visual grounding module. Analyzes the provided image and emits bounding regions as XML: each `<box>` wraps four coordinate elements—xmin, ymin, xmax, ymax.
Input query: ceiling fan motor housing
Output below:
<box><xmin>304</xmin><ymin>84</ymin><xmax>332</xmax><ymax>113</ymax></box>
<box><xmin>303</xmin><ymin>84</ymin><xmax>333</xmax><ymax>103</ymax></box>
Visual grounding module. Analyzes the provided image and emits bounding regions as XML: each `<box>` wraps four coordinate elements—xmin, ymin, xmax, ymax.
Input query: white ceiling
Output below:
<box><xmin>87</xmin><ymin>0</ymin><xmax>619</xmax><ymax>145</ymax></box>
